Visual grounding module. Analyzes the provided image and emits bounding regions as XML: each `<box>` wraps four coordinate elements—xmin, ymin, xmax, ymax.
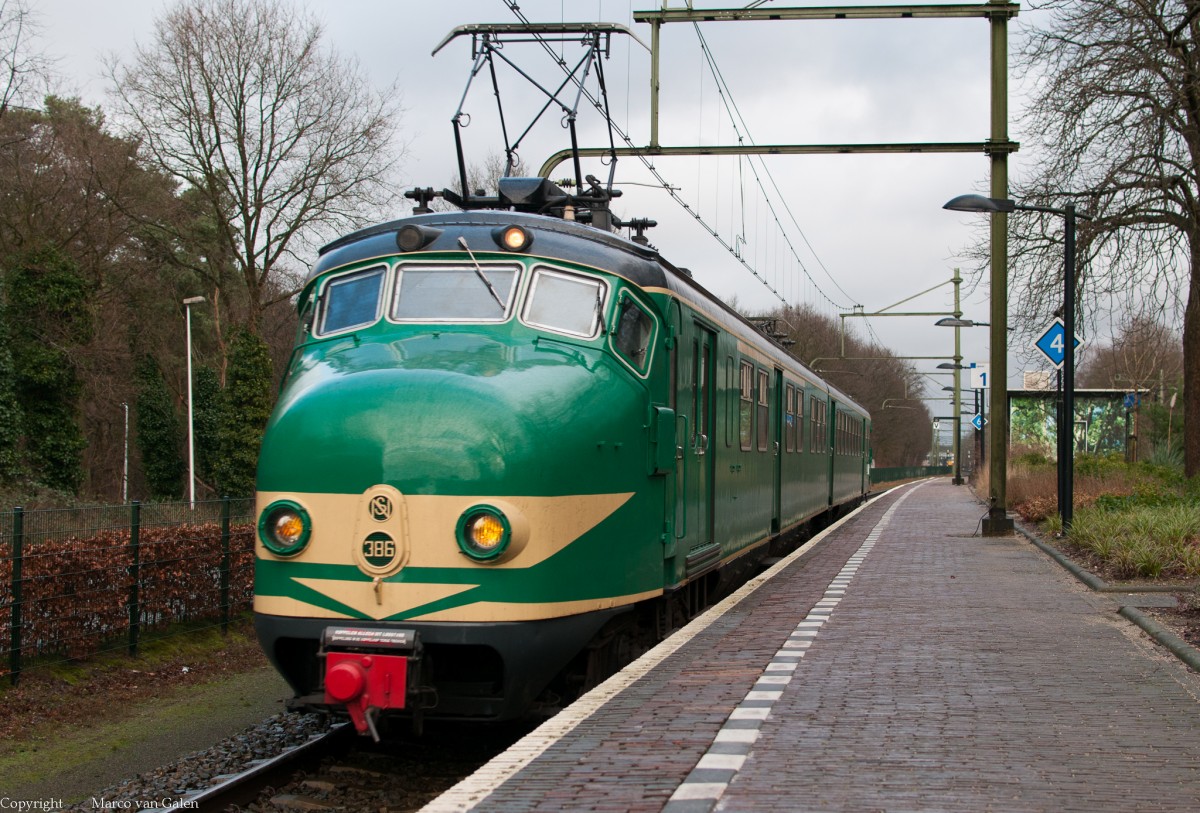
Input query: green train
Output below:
<box><xmin>253</xmin><ymin>177</ymin><xmax>871</xmax><ymax>737</ymax></box>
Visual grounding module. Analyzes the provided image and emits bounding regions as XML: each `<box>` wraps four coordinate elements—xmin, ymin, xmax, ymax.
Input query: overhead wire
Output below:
<box><xmin>501</xmin><ymin>0</ymin><xmax>790</xmax><ymax>306</ymax></box>
<box><xmin>690</xmin><ymin>23</ymin><xmax>856</xmax><ymax>313</ymax></box>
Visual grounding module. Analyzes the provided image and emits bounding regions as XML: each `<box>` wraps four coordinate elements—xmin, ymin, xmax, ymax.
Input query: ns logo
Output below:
<box><xmin>369</xmin><ymin>495</ymin><xmax>393</xmax><ymax>522</ymax></box>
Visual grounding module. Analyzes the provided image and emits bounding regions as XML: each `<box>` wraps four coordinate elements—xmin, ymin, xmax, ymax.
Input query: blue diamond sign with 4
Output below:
<box><xmin>1034</xmin><ymin>319</ymin><xmax>1083</xmax><ymax>369</ymax></box>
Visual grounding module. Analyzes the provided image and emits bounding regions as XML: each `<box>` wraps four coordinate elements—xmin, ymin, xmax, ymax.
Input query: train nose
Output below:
<box><xmin>258</xmin><ymin>364</ymin><xmax>555</xmax><ymax>494</ymax></box>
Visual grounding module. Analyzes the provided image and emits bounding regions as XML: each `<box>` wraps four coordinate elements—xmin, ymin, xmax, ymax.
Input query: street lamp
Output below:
<box><xmin>945</xmin><ymin>193</ymin><xmax>1088</xmax><ymax>531</ymax></box>
<box><xmin>183</xmin><ymin>296</ymin><xmax>206</xmax><ymax>509</ymax></box>
<box><xmin>935</xmin><ymin>317</ymin><xmax>991</xmax><ymax>328</ymax></box>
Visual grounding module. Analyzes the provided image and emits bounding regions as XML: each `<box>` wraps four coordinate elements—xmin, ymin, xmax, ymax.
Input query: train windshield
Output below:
<box><xmin>522</xmin><ymin>267</ymin><xmax>606</xmax><ymax>338</ymax></box>
<box><xmin>317</xmin><ymin>266</ymin><xmax>387</xmax><ymax>335</ymax></box>
<box><xmin>392</xmin><ymin>263</ymin><xmax>520</xmax><ymax>322</ymax></box>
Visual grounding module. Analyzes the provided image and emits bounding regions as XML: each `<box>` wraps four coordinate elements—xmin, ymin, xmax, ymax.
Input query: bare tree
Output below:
<box><xmin>0</xmin><ymin>0</ymin><xmax>49</xmax><ymax>118</ymax></box>
<box><xmin>766</xmin><ymin>303</ymin><xmax>933</xmax><ymax>467</ymax></box>
<box><xmin>109</xmin><ymin>0</ymin><xmax>405</xmax><ymax>332</ymax></box>
<box><xmin>1012</xmin><ymin>1</ymin><xmax>1200</xmax><ymax>475</ymax></box>
<box><xmin>1077</xmin><ymin>314</ymin><xmax>1184</xmax><ymax>393</ymax></box>
<box><xmin>430</xmin><ymin>152</ymin><xmax>530</xmax><ymax>212</ymax></box>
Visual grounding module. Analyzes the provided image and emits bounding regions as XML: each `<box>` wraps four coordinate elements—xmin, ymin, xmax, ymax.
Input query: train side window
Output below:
<box><xmin>393</xmin><ymin>262</ymin><xmax>520</xmax><ymax>322</ymax></box>
<box><xmin>316</xmin><ymin>265</ymin><xmax>387</xmax><ymax>336</ymax></box>
<box><xmin>739</xmin><ymin>361</ymin><xmax>753</xmax><ymax>451</ymax></box>
<box><xmin>296</xmin><ymin>291</ymin><xmax>316</xmax><ymax>342</ymax></box>
<box><xmin>785</xmin><ymin>384</ymin><xmax>796</xmax><ymax>453</ymax></box>
<box><xmin>523</xmin><ymin>267</ymin><xmax>606</xmax><ymax>338</ymax></box>
<box><xmin>796</xmin><ymin>386</ymin><xmax>805</xmax><ymax>452</ymax></box>
<box><xmin>612</xmin><ymin>292</ymin><xmax>656</xmax><ymax>374</ymax></box>
<box><xmin>756</xmin><ymin>369</ymin><xmax>769</xmax><ymax>451</ymax></box>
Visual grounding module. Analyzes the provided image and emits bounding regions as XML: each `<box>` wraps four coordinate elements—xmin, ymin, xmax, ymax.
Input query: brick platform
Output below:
<box><xmin>424</xmin><ymin>480</ymin><xmax>1200</xmax><ymax>813</ymax></box>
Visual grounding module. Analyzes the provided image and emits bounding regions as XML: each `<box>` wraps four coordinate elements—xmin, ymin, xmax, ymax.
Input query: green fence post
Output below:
<box><xmin>220</xmin><ymin>496</ymin><xmax>231</xmax><ymax>634</ymax></box>
<box><xmin>9</xmin><ymin>506</ymin><xmax>23</xmax><ymax>687</ymax></box>
<box><xmin>128</xmin><ymin>501</ymin><xmax>140</xmax><ymax>657</ymax></box>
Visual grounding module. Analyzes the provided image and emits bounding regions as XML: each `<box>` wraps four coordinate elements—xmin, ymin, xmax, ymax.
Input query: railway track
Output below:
<box><xmin>165</xmin><ymin>722</ymin><xmax>354</xmax><ymax>812</ymax></box>
<box><xmin>169</xmin><ymin>719</ymin><xmax>534</xmax><ymax>812</ymax></box>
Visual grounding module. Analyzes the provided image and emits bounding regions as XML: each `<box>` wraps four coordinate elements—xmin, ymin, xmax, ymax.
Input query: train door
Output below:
<box><xmin>666</xmin><ymin>301</ymin><xmax>682</xmax><ymax>580</ymax></box>
<box><xmin>860</xmin><ymin>416</ymin><xmax>868</xmax><ymax>495</ymax></box>
<box><xmin>675</xmin><ymin>318</ymin><xmax>718</xmax><ymax>577</ymax></box>
<box><xmin>827</xmin><ymin>400</ymin><xmax>837</xmax><ymax>507</ymax></box>
<box><xmin>772</xmin><ymin>368</ymin><xmax>783</xmax><ymax>533</ymax></box>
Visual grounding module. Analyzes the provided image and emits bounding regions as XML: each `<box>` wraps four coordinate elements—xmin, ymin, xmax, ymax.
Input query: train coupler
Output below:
<box><xmin>320</xmin><ymin>626</ymin><xmax>423</xmax><ymax>738</ymax></box>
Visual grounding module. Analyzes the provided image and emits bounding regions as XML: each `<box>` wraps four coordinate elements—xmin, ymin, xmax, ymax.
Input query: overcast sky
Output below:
<box><xmin>41</xmin><ymin>0</ymin><xmax>1062</xmax><ymax>411</ymax></box>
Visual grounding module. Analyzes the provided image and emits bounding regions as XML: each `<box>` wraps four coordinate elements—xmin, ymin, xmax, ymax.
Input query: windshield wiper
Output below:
<box><xmin>595</xmin><ymin>287</ymin><xmax>607</xmax><ymax>334</ymax></box>
<box><xmin>457</xmin><ymin>237</ymin><xmax>507</xmax><ymax>312</ymax></box>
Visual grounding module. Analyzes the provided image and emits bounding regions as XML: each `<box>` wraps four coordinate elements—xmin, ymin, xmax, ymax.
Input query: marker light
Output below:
<box><xmin>258</xmin><ymin>500</ymin><xmax>312</xmax><ymax>556</ymax></box>
<box><xmin>396</xmin><ymin>224</ymin><xmax>442</xmax><ymax>252</ymax></box>
<box><xmin>456</xmin><ymin>506</ymin><xmax>512</xmax><ymax>561</ymax></box>
<box><xmin>493</xmin><ymin>225</ymin><xmax>532</xmax><ymax>252</ymax></box>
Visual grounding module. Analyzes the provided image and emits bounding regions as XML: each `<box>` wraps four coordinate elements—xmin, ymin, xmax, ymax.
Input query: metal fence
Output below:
<box><xmin>870</xmin><ymin>465</ymin><xmax>952</xmax><ymax>484</ymax></box>
<box><xmin>0</xmin><ymin>497</ymin><xmax>255</xmax><ymax>685</ymax></box>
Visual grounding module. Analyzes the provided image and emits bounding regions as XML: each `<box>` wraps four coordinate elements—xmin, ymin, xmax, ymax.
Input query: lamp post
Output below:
<box><xmin>936</xmin><ymin>359</ymin><xmax>967</xmax><ymax>486</ymax></box>
<box><xmin>935</xmin><ymin>315</ymin><xmax>991</xmax><ymax>487</ymax></box>
<box><xmin>944</xmin><ymin>193</ymin><xmax>1088</xmax><ymax>531</ymax></box>
<box><xmin>183</xmin><ymin>296</ymin><xmax>206</xmax><ymax>510</ymax></box>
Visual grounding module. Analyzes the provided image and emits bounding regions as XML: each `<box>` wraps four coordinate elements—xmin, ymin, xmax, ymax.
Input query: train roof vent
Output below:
<box><xmin>498</xmin><ymin>177</ymin><xmax>567</xmax><ymax>210</ymax></box>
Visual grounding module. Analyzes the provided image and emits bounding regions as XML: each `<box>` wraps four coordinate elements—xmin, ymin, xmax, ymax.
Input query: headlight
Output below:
<box><xmin>258</xmin><ymin>500</ymin><xmax>312</xmax><ymax>556</ymax></box>
<box><xmin>456</xmin><ymin>505</ymin><xmax>511</xmax><ymax>561</ymax></box>
<box><xmin>492</xmin><ymin>225</ymin><xmax>532</xmax><ymax>252</ymax></box>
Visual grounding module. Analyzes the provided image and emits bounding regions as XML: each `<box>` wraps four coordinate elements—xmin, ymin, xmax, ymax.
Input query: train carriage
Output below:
<box><xmin>253</xmin><ymin>178</ymin><xmax>870</xmax><ymax>735</ymax></box>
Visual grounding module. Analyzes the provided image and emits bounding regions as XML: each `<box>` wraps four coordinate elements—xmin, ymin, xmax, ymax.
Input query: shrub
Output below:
<box><xmin>1075</xmin><ymin>453</ymin><xmax>1129</xmax><ymax>479</ymax></box>
<box><xmin>1013</xmin><ymin>450</ymin><xmax>1052</xmax><ymax>468</ymax></box>
<box><xmin>0</xmin><ymin>520</ymin><xmax>255</xmax><ymax>676</ymax></box>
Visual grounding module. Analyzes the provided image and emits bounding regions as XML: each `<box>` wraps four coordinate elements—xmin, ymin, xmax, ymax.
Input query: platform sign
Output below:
<box><xmin>971</xmin><ymin>413</ymin><xmax>986</xmax><ymax>431</ymax></box>
<box><xmin>1034</xmin><ymin>319</ymin><xmax>1083</xmax><ymax>369</ymax></box>
<box><xmin>969</xmin><ymin>363</ymin><xmax>990</xmax><ymax>389</ymax></box>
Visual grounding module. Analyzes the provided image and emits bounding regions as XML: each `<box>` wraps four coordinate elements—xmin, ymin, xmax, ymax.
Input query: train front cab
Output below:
<box><xmin>254</xmin><ymin>237</ymin><xmax>683</xmax><ymax>728</ymax></box>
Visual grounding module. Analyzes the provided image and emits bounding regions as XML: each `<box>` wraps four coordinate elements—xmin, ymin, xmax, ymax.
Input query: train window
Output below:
<box><xmin>523</xmin><ymin>267</ymin><xmax>606</xmax><ymax>338</ymax></box>
<box><xmin>785</xmin><ymin>384</ymin><xmax>796</xmax><ymax>453</ymax></box>
<box><xmin>612</xmin><ymin>293</ymin><xmax>656</xmax><ymax>374</ymax></box>
<box><xmin>810</xmin><ymin>396</ymin><xmax>826</xmax><ymax>454</ymax></box>
<box><xmin>392</xmin><ymin>263</ymin><xmax>519</xmax><ymax>322</ymax></box>
<box><xmin>296</xmin><ymin>291</ymin><xmax>316</xmax><ymax>342</ymax></box>
<box><xmin>316</xmin><ymin>266</ymin><xmax>387</xmax><ymax>336</ymax></box>
<box><xmin>739</xmin><ymin>361</ymin><xmax>753</xmax><ymax>451</ymax></box>
<box><xmin>756</xmin><ymin>370</ymin><xmax>769</xmax><ymax>451</ymax></box>
<box><xmin>809</xmin><ymin>396</ymin><xmax>817</xmax><ymax>453</ymax></box>
<box><xmin>796</xmin><ymin>386</ymin><xmax>804</xmax><ymax>451</ymax></box>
